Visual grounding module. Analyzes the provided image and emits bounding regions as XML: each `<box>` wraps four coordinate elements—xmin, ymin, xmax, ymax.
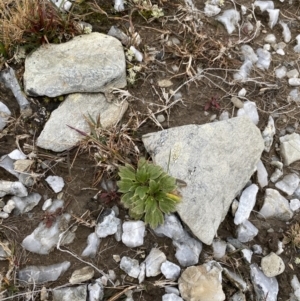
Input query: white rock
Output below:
<box><xmin>231</xmin><ymin>199</ymin><xmax>239</xmax><ymax>216</ymax></box>
<box><xmin>234</xmin><ymin>184</ymin><xmax>258</xmax><ymax>225</ymax></box>
<box><xmin>234</xmin><ymin>60</ymin><xmax>252</xmax><ymax>81</ymax></box>
<box><xmin>3</xmin><ymin>199</ymin><xmax>15</xmax><ymax>214</ymax></box>
<box><xmin>129</xmin><ymin>46</ymin><xmax>143</xmax><ymax>62</ymax></box>
<box><xmin>289</xmin><ymin>78</ymin><xmax>300</xmax><ymax>86</ymax></box>
<box><xmin>120</xmin><ymin>256</ymin><xmax>141</xmax><ymax>278</ymax></box>
<box><xmin>223</xmin><ymin>268</ymin><xmax>247</xmax><ymax>292</ymax></box>
<box><xmin>0</xmin><ymin>102</ymin><xmax>11</xmax><ymax>130</ymax></box>
<box><xmin>42</xmin><ymin>198</ymin><xmax>52</xmax><ymax>211</ymax></box>
<box><xmin>53</xmin><ymin>285</ymin><xmax>87</xmax><ymax>301</ymax></box>
<box><xmin>88</xmin><ymin>279</ymin><xmax>104</xmax><ymax>301</ymax></box>
<box><xmin>250</xmin><ymin>263</ymin><xmax>278</xmax><ymax>301</ymax></box>
<box><xmin>252</xmin><ymin>244</ymin><xmax>263</xmax><ymax>254</ymax></box>
<box><xmin>291</xmin><ymin>275</ymin><xmax>300</xmax><ymax>301</ymax></box>
<box><xmin>263</xmin><ymin>44</ymin><xmax>271</xmax><ymax>51</ymax></box>
<box><xmin>289</xmin><ymin>88</ymin><xmax>300</xmax><ymax>102</ymax></box>
<box><xmin>254</xmin><ymin>1</ymin><xmax>274</xmax><ymax>12</ymax></box>
<box><xmin>262</xmin><ymin>116</ymin><xmax>275</xmax><ymax>152</ymax></box>
<box><xmin>238</xmin><ymin>88</ymin><xmax>247</xmax><ymax>97</ymax></box>
<box><xmin>212</xmin><ymin>239</ymin><xmax>227</xmax><ymax>259</ymax></box>
<box><xmin>267</xmin><ymin>9</ymin><xmax>279</xmax><ymax>28</ymax></box>
<box><xmin>229</xmin><ymin>291</ymin><xmax>246</xmax><ymax>301</ymax></box>
<box><xmin>279</xmin><ymin>21</ymin><xmax>291</xmax><ymax>43</ymax></box>
<box><xmin>50</xmin><ymin>0</ymin><xmax>72</xmax><ymax>11</ymax></box>
<box><xmin>261</xmin><ymin>252</ymin><xmax>285</xmax><ymax>277</ymax></box>
<box><xmin>165</xmin><ymin>287</ymin><xmax>180</xmax><ymax>295</ymax></box>
<box><xmin>69</xmin><ymin>266</ymin><xmax>94</xmax><ymax>284</ymax></box>
<box><xmin>236</xmin><ymin>220</ymin><xmax>258</xmax><ymax>242</ymax></box>
<box><xmin>294</xmin><ymin>35</ymin><xmax>300</xmax><ymax>53</ymax></box>
<box><xmin>270</xmin><ymin>160</ymin><xmax>283</xmax><ymax>170</ymax></box>
<box><xmin>270</xmin><ymin>168</ymin><xmax>283</xmax><ymax>183</ymax></box>
<box><xmin>46</xmin><ymin>176</ymin><xmax>64</xmax><ymax>193</ymax></box>
<box><xmin>8</xmin><ymin>149</ymin><xmax>26</xmax><ymax>160</ymax></box>
<box><xmin>241</xmin><ymin>249</ymin><xmax>253</xmax><ymax>263</ymax></box>
<box><xmin>256</xmin><ymin>160</ymin><xmax>268</xmax><ymax>188</ymax></box>
<box><xmin>138</xmin><ymin>262</ymin><xmax>146</xmax><ymax>284</ymax></box>
<box><xmin>0</xmin><ymin>212</ymin><xmax>9</xmax><ymax>219</ymax></box>
<box><xmin>276</xmin><ymin>48</ymin><xmax>285</xmax><ymax>56</ymax></box>
<box><xmin>219</xmin><ymin>111</ymin><xmax>230</xmax><ymax>121</ymax></box>
<box><xmin>145</xmin><ymin>248</ymin><xmax>166</xmax><ymax>277</ymax></box>
<box><xmin>81</xmin><ymin>233</ymin><xmax>101</xmax><ymax>258</ymax></box>
<box><xmin>114</xmin><ymin>0</ymin><xmax>125</xmax><ymax>11</ymax></box>
<box><xmin>204</xmin><ymin>4</ymin><xmax>221</xmax><ymax>17</ymax></box>
<box><xmin>256</xmin><ymin>48</ymin><xmax>271</xmax><ymax>70</ymax></box>
<box><xmin>276</xmin><ymin>241</ymin><xmax>284</xmax><ymax>255</ymax></box>
<box><xmin>290</xmin><ymin>199</ymin><xmax>300</xmax><ymax>211</ymax></box>
<box><xmin>12</xmin><ymin>193</ymin><xmax>41</xmax><ymax>215</ymax></box>
<box><xmin>0</xmin><ymin>180</ymin><xmax>28</xmax><ymax>198</ymax></box>
<box><xmin>231</xmin><ymin>96</ymin><xmax>244</xmax><ymax>108</ymax></box>
<box><xmin>259</xmin><ymin>188</ymin><xmax>293</xmax><ymax>221</ymax></box>
<box><xmin>275</xmin><ymin>173</ymin><xmax>300</xmax><ymax>195</ymax></box>
<box><xmin>161</xmin><ymin>261</ymin><xmax>181</xmax><ymax>280</ymax></box>
<box><xmin>162</xmin><ymin>294</ymin><xmax>183</xmax><ymax>301</ymax></box>
<box><xmin>287</xmin><ymin>69</ymin><xmax>299</xmax><ymax>78</ymax></box>
<box><xmin>122</xmin><ymin>220</ymin><xmax>145</xmax><ymax>247</ymax></box>
<box><xmin>280</xmin><ymin>133</ymin><xmax>300</xmax><ymax>165</ymax></box>
<box><xmin>241</xmin><ymin>45</ymin><xmax>258</xmax><ymax>63</ymax></box>
<box><xmin>237</xmin><ymin>101</ymin><xmax>259</xmax><ymax>125</ymax></box>
<box><xmin>216</xmin><ymin>9</ymin><xmax>240</xmax><ymax>34</ymax></box>
<box><xmin>96</xmin><ymin>209</ymin><xmax>121</xmax><ymax>238</ymax></box>
<box><xmin>275</xmin><ymin>66</ymin><xmax>287</xmax><ymax>78</ymax></box>
<box><xmin>264</xmin><ymin>34</ymin><xmax>276</xmax><ymax>44</ymax></box>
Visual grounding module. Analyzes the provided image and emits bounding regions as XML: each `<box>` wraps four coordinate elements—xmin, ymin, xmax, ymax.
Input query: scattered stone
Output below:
<box><xmin>96</xmin><ymin>209</ymin><xmax>121</xmax><ymax>238</ymax></box>
<box><xmin>161</xmin><ymin>261</ymin><xmax>181</xmax><ymax>280</ymax></box>
<box><xmin>231</xmin><ymin>199</ymin><xmax>239</xmax><ymax>216</ymax></box>
<box><xmin>143</xmin><ymin>117</ymin><xmax>264</xmax><ymax>245</ymax></box>
<box><xmin>138</xmin><ymin>262</ymin><xmax>146</xmax><ymax>284</ymax></box>
<box><xmin>261</xmin><ymin>252</ymin><xmax>285</xmax><ymax>277</ymax></box>
<box><xmin>129</xmin><ymin>45</ymin><xmax>143</xmax><ymax>62</ymax></box>
<box><xmin>256</xmin><ymin>48</ymin><xmax>271</xmax><ymax>70</ymax></box>
<box><xmin>287</xmin><ymin>69</ymin><xmax>299</xmax><ymax>78</ymax></box>
<box><xmin>37</xmin><ymin>93</ymin><xmax>128</xmax><ymax>152</ymax></box>
<box><xmin>46</xmin><ymin>176</ymin><xmax>64</xmax><ymax>193</ymax></box>
<box><xmin>279</xmin><ymin>21</ymin><xmax>291</xmax><ymax>43</ymax></box>
<box><xmin>275</xmin><ymin>66</ymin><xmax>287</xmax><ymax>78</ymax></box>
<box><xmin>223</xmin><ymin>268</ymin><xmax>248</xmax><ymax>292</ymax></box>
<box><xmin>12</xmin><ymin>192</ymin><xmax>41</xmax><ymax>215</ymax></box>
<box><xmin>229</xmin><ymin>291</ymin><xmax>246</xmax><ymax>301</ymax></box>
<box><xmin>14</xmin><ymin>159</ymin><xmax>33</xmax><ymax>172</ymax></box>
<box><xmin>241</xmin><ymin>248</ymin><xmax>253</xmax><ymax>263</ymax></box>
<box><xmin>204</xmin><ymin>3</ymin><xmax>221</xmax><ymax>17</ymax></box>
<box><xmin>237</xmin><ymin>101</ymin><xmax>259</xmax><ymax>125</ymax></box>
<box><xmin>113</xmin><ymin>254</ymin><xmax>121</xmax><ymax>262</ymax></box>
<box><xmin>259</xmin><ymin>188</ymin><xmax>293</xmax><ymax>221</ymax></box>
<box><xmin>289</xmin><ymin>78</ymin><xmax>300</xmax><ymax>86</ymax></box>
<box><xmin>241</xmin><ymin>45</ymin><xmax>258</xmax><ymax>63</ymax></box>
<box><xmin>178</xmin><ymin>261</ymin><xmax>225</xmax><ymax>301</ymax></box>
<box><xmin>145</xmin><ymin>248</ymin><xmax>166</xmax><ymax>277</ymax></box>
<box><xmin>275</xmin><ymin>173</ymin><xmax>300</xmax><ymax>195</ymax></box>
<box><xmin>24</xmin><ymin>33</ymin><xmax>126</xmax><ymax>97</ymax></box>
<box><xmin>234</xmin><ymin>60</ymin><xmax>253</xmax><ymax>81</ymax></box>
<box><xmin>254</xmin><ymin>1</ymin><xmax>274</xmax><ymax>12</ymax></box>
<box><xmin>0</xmin><ymin>102</ymin><xmax>11</xmax><ymax>130</ymax></box>
<box><xmin>69</xmin><ymin>266</ymin><xmax>94</xmax><ymax>284</ymax></box>
<box><xmin>280</xmin><ymin>133</ymin><xmax>300</xmax><ymax>165</ymax></box>
<box><xmin>264</xmin><ymin>34</ymin><xmax>276</xmax><ymax>44</ymax></box>
<box><xmin>294</xmin><ymin>35</ymin><xmax>300</xmax><ymax>53</ymax></box>
<box><xmin>52</xmin><ymin>285</ymin><xmax>87</xmax><ymax>301</ymax></box>
<box><xmin>238</xmin><ymin>88</ymin><xmax>247</xmax><ymax>97</ymax></box>
<box><xmin>270</xmin><ymin>160</ymin><xmax>283</xmax><ymax>170</ymax></box>
<box><xmin>42</xmin><ymin>198</ymin><xmax>52</xmax><ymax>211</ymax></box>
<box><xmin>289</xmin><ymin>89</ymin><xmax>300</xmax><ymax>102</ymax></box>
<box><xmin>162</xmin><ymin>293</ymin><xmax>184</xmax><ymax>301</ymax></box>
<box><xmin>8</xmin><ymin>149</ymin><xmax>26</xmax><ymax>160</ymax></box>
<box><xmin>3</xmin><ymin>199</ymin><xmax>15</xmax><ymax>214</ymax></box>
<box><xmin>290</xmin><ymin>199</ymin><xmax>300</xmax><ymax>211</ymax></box>
<box><xmin>252</xmin><ymin>244</ymin><xmax>263</xmax><ymax>254</ymax></box>
<box><xmin>219</xmin><ymin>111</ymin><xmax>230</xmax><ymax>121</ymax></box>
<box><xmin>250</xmin><ymin>263</ymin><xmax>279</xmax><ymax>301</ymax></box>
<box><xmin>120</xmin><ymin>256</ymin><xmax>141</xmax><ymax>278</ymax></box>
<box><xmin>122</xmin><ymin>220</ymin><xmax>145</xmax><ymax>248</ymax></box>
<box><xmin>165</xmin><ymin>287</ymin><xmax>180</xmax><ymax>295</ymax></box>
<box><xmin>158</xmin><ymin>79</ymin><xmax>173</xmax><ymax>88</ymax></box>
<box><xmin>256</xmin><ymin>161</ymin><xmax>268</xmax><ymax>188</ymax></box>
<box><xmin>216</xmin><ymin>9</ymin><xmax>240</xmax><ymax>34</ymax></box>
<box><xmin>270</xmin><ymin>168</ymin><xmax>283</xmax><ymax>183</ymax></box>
<box><xmin>157</xmin><ymin>114</ymin><xmax>165</xmax><ymax>123</ymax></box>
<box><xmin>291</xmin><ymin>275</ymin><xmax>300</xmax><ymax>301</ymax></box>
<box><xmin>212</xmin><ymin>239</ymin><xmax>227</xmax><ymax>259</ymax></box>
<box><xmin>82</xmin><ymin>233</ymin><xmax>100</xmax><ymax>258</ymax></box>
<box><xmin>18</xmin><ymin>261</ymin><xmax>70</xmax><ymax>284</ymax></box>
<box><xmin>236</xmin><ymin>220</ymin><xmax>259</xmax><ymax>242</ymax></box>
<box><xmin>0</xmin><ymin>212</ymin><xmax>9</xmax><ymax>219</ymax></box>
<box><xmin>88</xmin><ymin>279</ymin><xmax>104</xmax><ymax>301</ymax></box>
<box><xmin>262</xmin><ymin>116</ymin><xmax>275</xmax><ymax>152</ymax></box>
<box><xmin>107</xmin><ymin>26</ymin><xmax>130</xmax><ymax>45</ymax></box>
<box><xmin>0</xmin><ymin>180</ymin><xmax>28</xmax><ymax>197</ymax></box>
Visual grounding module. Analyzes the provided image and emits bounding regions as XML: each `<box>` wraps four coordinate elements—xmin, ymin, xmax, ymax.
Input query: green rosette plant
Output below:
<box><xmin>117</xmin><ymin>158</ymin><xmax>181</xmax><ymax>228</ymax></box>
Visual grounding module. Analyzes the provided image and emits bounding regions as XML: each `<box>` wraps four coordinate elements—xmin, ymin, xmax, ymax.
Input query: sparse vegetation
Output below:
<box><xmin>283</xmin><ymin>223</ymin><xmax>300</xmax><ymax>249</ymax></box>
<box><xmin>117</xmin><ymin>158</ymin><xmax>181</xmax><ymax>228</ymax></box>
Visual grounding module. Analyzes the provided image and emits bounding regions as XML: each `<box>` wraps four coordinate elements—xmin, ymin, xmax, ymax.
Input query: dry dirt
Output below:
<box><xmin>1</xmin><ymin>0</ymin><xmax>300</xmax><ymax>300</ymax></box>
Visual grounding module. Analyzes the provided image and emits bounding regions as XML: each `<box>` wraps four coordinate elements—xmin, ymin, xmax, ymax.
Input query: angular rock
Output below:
<box><xmin>212</xmin><ymin>239</ymin><xmax>227</xmax><ymax>259</ymax></box>
<box><xmin>223</xmin><ymin>268</ymin><xmax>247</xmax><ymax>292</ymax></box>
<box><xmin>234</xmin><ymin>184</ymin><xmax>258</xmax><ymax>225</ymax></box>
<box><xmin>88</xmin><ymin>279</ymin><xmax>104</xmax><ymax>301</ymax></box>
<box><xmin>3</xmin><ymin>199</ymin><xmax>15</xmax><ymax>214</ymax></box>
<box><xmin>143</xmin><ymin>117</ymin><xmax>264</xmax><ymax>244</ymax></box>
<box><xmin>270</xmin><ymin>168</ymin><xmax>283</xmax><ymax>183</ymax></box>
<box><xmin>46</xmin><ymin>176</ymin><xmax>64</xmax><ymax>193</ymax></box>
<box><xmin>178</xmin><ymin>261</ymin><xmax>225</xmax><ymax>301</ymax></box>
<box><xmin>250</xmin><ymin>263</ymin><xmax>278</xmax><ymax>301</ymax></box>
<box><xmin>0</xmin><ymin>180</ymin><xmax>27</xmax><ymax>197</ymax></box>
<box><xmin>275</xmin><ymin>173</ymin><xmax>299</xmax><ymax>196</ymax></box>
<box><xmin>229</xmin><ymin>291</ymin><xmax>246</xmax><ymax>301</ymax></box>
<box><xmin>290</xmin><ymin>199</ymin><xmax>300</xmax><ymax>211</ymax></box>
<box><xmin>120</xmin><ymin>256</ymin><xmax>141</xmax><ymax>278</ymax></box>
<box><xmin>18</xmin><ymin>261</ymin><xmax>70</xmax><ymax>284</ymax></box>
<box><xmin>122</xmin><ymin>220</ymin><xmax>145</xmax><ymax>248</ymax></box>
<box><xmin>69</xmin><ymin>266</ymin><xmax>94</xmax><ymax>284</ymax></box>
<box><xmin>237</xmin><ymin>101</ymin><xmax>259</xmax><ymax>125</ymax></box>
<box><xmin>256</xmin><ymin>160</ymin><xmax>268</xmax><ymax>188</ymax></box>
<box><xmin>0</xmin><ymin>102</ymin><xmax>11</xmax><ymax>130</ymax></box>
<box><xmin>53</xmin><ymin>285</ymin><xmax>87</xmax><ymax>301</ymax></box>
<box><xmin>12</xmin><ymin>192</ymin><xmax>42</xmax><ymax>215</ymax></box>
<box><xmin>36</xmin><ymin>93</ymin><xmax>128</xmax><ymax>152</ymax></box>
<box><xmin>162</xmin><ymin>294</ymin><xmax>184</xmax><ymax>301</ymax></box>
<box><xmin>259</xmin><ymin>188</ymin><xmax>293</xmax><ymax>221</ymax></box>
<box><xmin>96</xmin><ymin>209</ymin><xmax>120</xmax><ymax>238</ymax></box>
<box><xmin>280</xmin><ymin>133</ymin><xmax>300</xmax><ymax>165</ymax></box>
<box><xmin>145</xmin><ymin>248</ymin><xmax>167</xmax><ymax>277</ymax></box>
<box><xmin>236</xmin><ymin>220</ymin><xmax>258</xmax><ymax>242</ymax></box>
<box><xmin>161</xmin><ymin>261</ymin><xmax>181</xmax><ymax>280</ymax></box>
<box><xmin>241</xmin><ymin>248</ymin><xmax>253</xmax><ymax>263</ymax></box>
<box><xmin>24</xmin><ymin>33</ymin><xmax>126</xmax><ymax>97</ymax></box>
<box><xmin>261</xmin><ymin>252</ymin><xmax>285</xmax><ymax>277</ymax></box>
<box><xmin>81</xmin><ymin>233</ymin><xmax>100</xmax><ymax>258</ymax></box>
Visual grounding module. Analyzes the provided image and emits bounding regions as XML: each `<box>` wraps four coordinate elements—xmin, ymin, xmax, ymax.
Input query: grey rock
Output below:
<box><xmin>82</xmin><ymin>233</ymin><xmax>100</xmax><ymax>258</ymax></box>
<box><xmin>12</xmin><ymin>192</ymin><xmax>41</xmax><ymax>215</ymax></box>
<box><xmin>162</xmin><ymin>293</ymin><xmax>184</xmax><ymax>301</ymax></box>
<box><xmin>229</xmin><ymin>291</ymin><xmax>246</xmax><ymax>301</ymax></box>
<box><xmin>96</xmin><ymin>209</ymin><xmax>121</xmax><ymax>238</ymax></box>
<box><xmin>107</xmin><ymin>26</ymin><xmax>130</xmax><ymax>45</ymax></box>
<box><xmin>138</xmin><ymin>262</ymin><xmax>145</xmax><ymax>284</ymax></box>
<box><xmin>161</xmin><ymin>260</ymin><xmax>181</xmax><ymax>280</ymax></box>
<box><xmin>223</xmin><ymin>268</ymin><xmax>247</xmax><ymax>292</ymax></box>
<box><xmin>18</xmin><ymin>261</ymin><xmax>70</xmax><ymax>284</ymax></box>
<box><xmin>241</xmin><ymin>249</ymin><xmax>253</xmax><ymax>263</ymax></box>
<box><xmin>178</xmin><ymin>261</ymin><xmax>225</xmax><ymax>301</ymax></box>
<box><xmin>0</xmin><ymin>102</ymin><xmax>11</xmax><ymax>130</ymax></box>
<box><xmin>46</xmin><ymin>176</ymin><xmax>65</xmax><ymax>193</ymax></box>
<box><xmin>259</xmin><ymin>188</ymin><xmax>293</xmax><ymax>221</ymax></box>
<box><xmin>236</xmin><ymin>220</ymin><xmax>258</xmax><ymax>242</ymax></box>
<box><xmin>0</xmin><ymin>180</ymin><xmax>27</xmax><ymax>197</ymax></box>
<box><xmin>231</xmin><ymin>97</ymin><xmax>244</xmax><ymax>109</ymax></box>
<box><xmin>53</xmin><ymin>285</ymin><xmax>87</xmax><ymax>301</ymax></box>
<box><xmin>270</xmin><ymin>168</ymin><xmax>283</xmax><ymax>183</ymax></box>
<box><xmin>275</xmin><ymin>173</ymin><xmax>300</xmax><ymax>195</ymax></box>
<box><xmin>88</xmin><ymin>279</ymin><xmax>104</xmax><ymax>301</ymax></box>
<box><xmin>261</xmin><ymin>252</ymin><xmax>285</xmax><ymax>277</ymax></box>
<box><xmin>69</xmin><ymin>266</ymin><xmax>94</xmax><ymax>284</ymax></box>
<box><xmin>250</xmin><ymin>263</ymin><xmax>278</xmax><ymax>301</ymax></box>
<box><xmin>212</xmin><ymin>239</ymin><xmax>227</xmax><ymax>259</ymax></box>
<box><xmin>280</xmin><ymin>133</ymin><xmax>300</xmax><ymax>165</ymax></box>
<box><xmin>145</xmin><ymin>248</ymin><xmax>166</xmax><ymax>277</ymax></box>
<box><xmin>165</xmin><ymin>287</ymin><xmax>180</xmax><ymax>295</ymax></box>
<box><xmin>0</xmin><ymin>243</ymin><xmax>9</xmax><ymax>260</ymax></box>
<box><xmin>290</xmin><ymin>199</ymin><xmax>300</xmax><ymax>211</ymax></box>
<box><xmin>120</xmin><ymin>256</ymin><xmax>141</xmax><ymax>278</ymax></box>
<box><xmin>143</xmin><ymin>117</ymin><xmax>264</xmax><ymax>245</ymax></box>
<box><xmin>3</xmin><ymin>199</ymin><xmax>15</xmax><ymax>214</ymax></box>
<box><xmin>36</xmin><ymin>93</ymin><xmax>128</xmax><ymax>152</ymax></box>
<box><xmin>237</xmin><ymin>101</ymin><xmax>259</xmax><ymax>125</ymax></box>
<box><xmin>0</xmin><ymin>212</ymin><xmax>9</xmax><ymax>219</ymax></box>
<box><xmin>24</xmin><ymin>33</ymin><xmax>126</xmax><ymax>97</ymax></box>
<box><xmin>122</xmin><ymin>220</ymin><xmax>145</xmax><ymax>248</ymax></box>
<box><xmin>256</xmin><ymin>160</ymin><xmax>268</xmax><ymax>188</ymax></box>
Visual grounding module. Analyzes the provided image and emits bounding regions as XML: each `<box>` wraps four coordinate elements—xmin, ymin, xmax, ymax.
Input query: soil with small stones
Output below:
<box><xmin>1</xmin><ymin>0</ymin><xmax>300</xmax><ymax>300</ymax></box>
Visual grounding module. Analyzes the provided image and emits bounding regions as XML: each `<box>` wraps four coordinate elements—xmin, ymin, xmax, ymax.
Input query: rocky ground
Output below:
<box><xmin>1</xmin><ymin>0</ymin><xmax>300</xmax><ymax>300</ymax></box>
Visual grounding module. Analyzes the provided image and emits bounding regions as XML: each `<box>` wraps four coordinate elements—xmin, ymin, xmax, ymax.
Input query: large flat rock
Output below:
<box><xmin>36</xmin><ymin>93</ymin><xmax>128</xmax><ymax>152</ymax></box>
<box><xmin>142</xmin><ymin>117</ymin><xmax>264</xmax><ymax>245</ymax></box>
<box><xmin>24</xmin><ymin>33</ymin><xmax>126</xmax><ymax>97</ymax></box>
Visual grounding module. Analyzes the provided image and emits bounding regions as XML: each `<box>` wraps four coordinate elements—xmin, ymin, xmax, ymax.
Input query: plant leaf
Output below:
<box><xmin>159</xmin><ymin>174</ymin><xmax>176</xmax><ymax>192</ymax></box>
<box><xmin>131</xmin><ymin>199</ymin><xmax>146</xmax><ymax>215</ymax></box>
<box><xmin>159</xmin><ymin>197</ymin><xmax>177</xmax><ymax>213</ymax></box>
<box><xmin>121</xmin><ymin>192</ymin><xmax>134</xmax><ymax>208</ymax></box>
<box><xmin>136</xmin><ymin>165</ymin><xmax>149</xmax><ymax>183</ymax></box>
<box><xmin>144</xmin><ymin>202</ymin><xmax>164</xmax><ymax>229</ymax></box>
<box><xmin>135</xmin><ymin>186</ymin><xmax>149</xmax><ymax>200</ymax></box>
<box><xmin>118</xmin><ymin>165</ymin><xmax>136</xmax><ymax>181</ymax></box>
<box><xmin>148</xmin><ymin>179</ymin><xmax>160</xmax><ymax>194</ymax></box>
<box><xmin>147</xmin><ymin>164</ymin><xmax>164</xmax><ymax>180</ymax></box>
<box><xmin>117</xmin><ymin>179</ymin><xmax>135</xmax><ymax>193</ymax></box>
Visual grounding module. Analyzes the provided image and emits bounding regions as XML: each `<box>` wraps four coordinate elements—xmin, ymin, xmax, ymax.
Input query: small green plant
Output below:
<box><xmin>117</xmin><ymin>158</ymin><xmax>181</xmax><ymax>228</ymax></box>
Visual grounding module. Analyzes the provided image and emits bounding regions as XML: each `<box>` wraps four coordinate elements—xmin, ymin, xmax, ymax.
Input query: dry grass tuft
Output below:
<box><xmin>283</xmin><ymin>222</ymin><xmax>300</xmax><ymax>249</ymax></box>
